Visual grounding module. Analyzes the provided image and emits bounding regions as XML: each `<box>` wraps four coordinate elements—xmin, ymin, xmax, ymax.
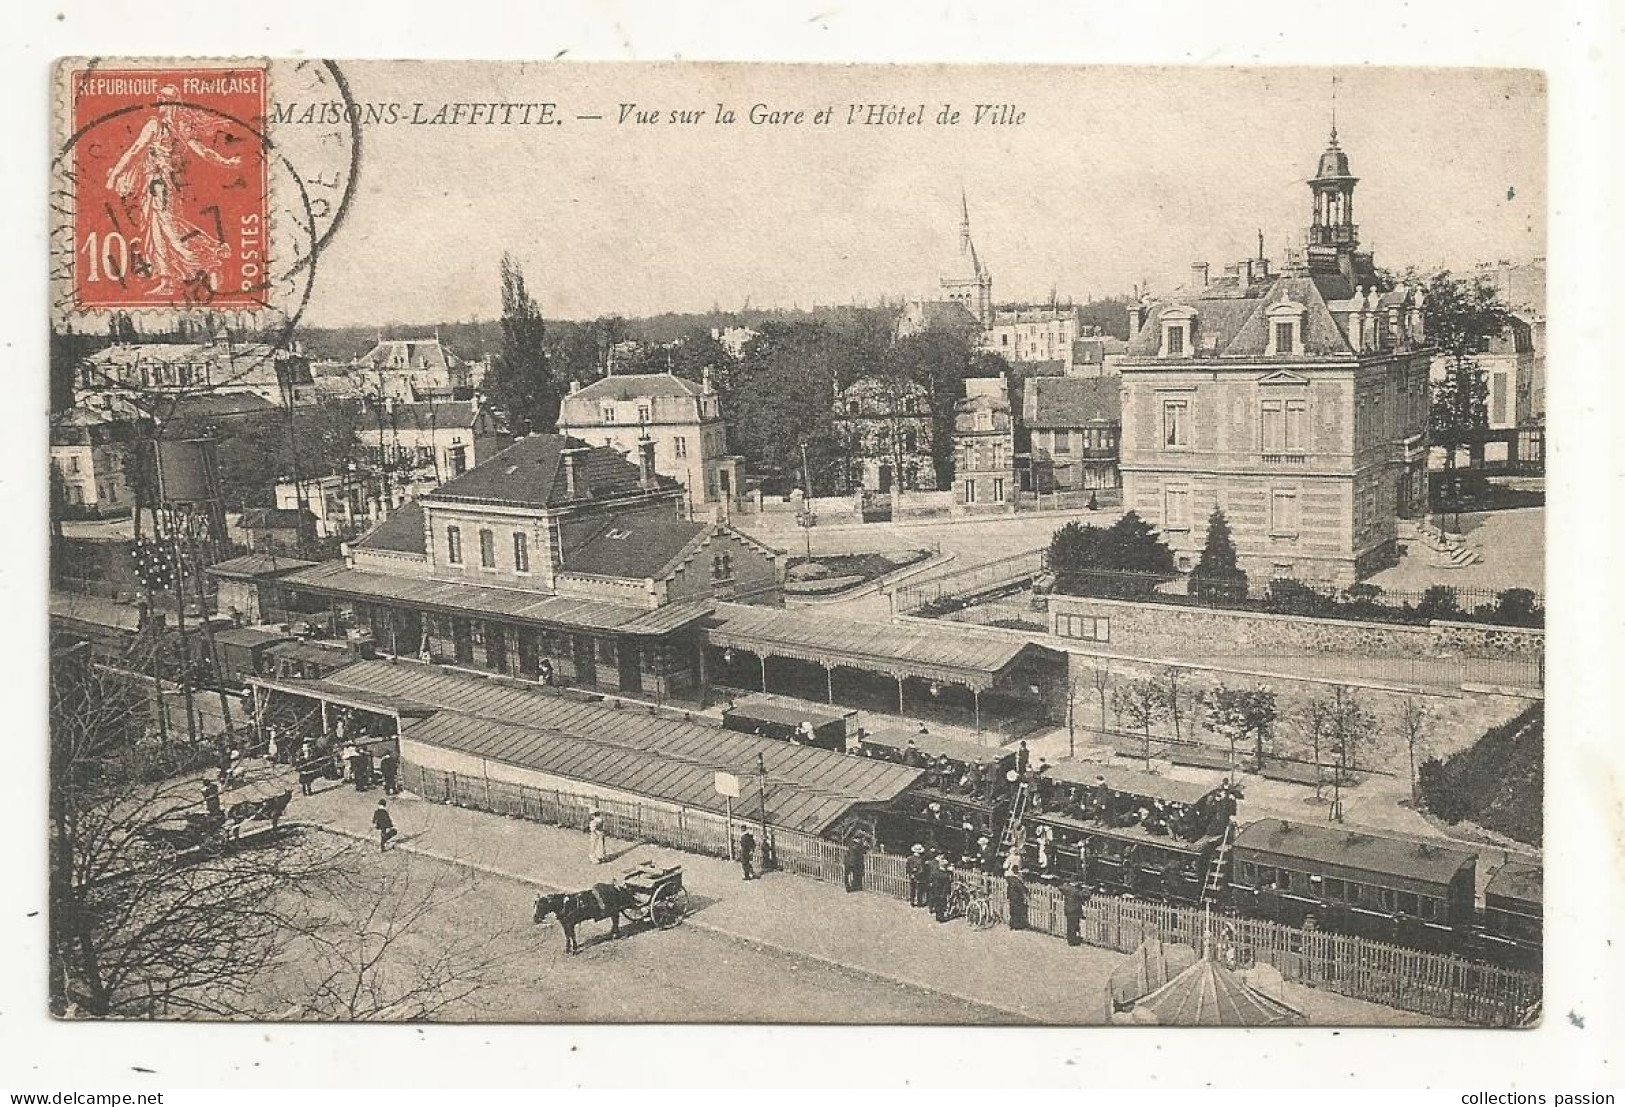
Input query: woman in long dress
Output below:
<box><xmin>588</xmin><ymin>810</ymin><xmax>609</xmax><ymax>864</ymax></box>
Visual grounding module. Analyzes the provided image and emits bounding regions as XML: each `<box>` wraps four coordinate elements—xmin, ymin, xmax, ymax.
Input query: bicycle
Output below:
<box><xmin>947</xmin><ymin>872</ymin><xmax>998</xmax><ymax>930</ymax></box>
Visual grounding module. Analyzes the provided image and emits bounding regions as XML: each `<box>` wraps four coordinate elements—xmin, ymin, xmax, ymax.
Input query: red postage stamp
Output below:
<box><xmin>69</xmin><ymin>66</ymin><xmax>268</xmax><ymax>311</ymax></box>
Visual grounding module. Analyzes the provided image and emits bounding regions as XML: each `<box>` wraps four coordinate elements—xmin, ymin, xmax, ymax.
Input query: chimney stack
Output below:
<box><xmin>1127</xmin><ymin>303</ymin><xmax>1150</xmax><ymax>340</ymax></box>
<box><xmin>1191</xmin><ymin>262</ymin><xmax>1209</xmax><ymax>288</ymax></box>
<box><xmin>702</xmin><ymin>365</ymin><xmax>714</xmax><ymax>394</ymax></box>
<box><xmin>561</xmin><ymin>446</ymin><xmax>588</xmax><ymax>499</ymax></box>
<box><xmin>637</xmin><ymin>433</ymin><xmax>658</xmax><ymax>489</ymax></box>
<box><xmin>569</xmin><ymin>379</ymin><xmax>582</xmax><ymax>394</ymax></box>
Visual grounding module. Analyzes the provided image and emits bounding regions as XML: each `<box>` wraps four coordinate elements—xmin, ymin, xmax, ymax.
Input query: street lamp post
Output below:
<box><xmin>757</xmin><ymin>751</ymin><xmax>770</xmax><ymax>871</ymax></box>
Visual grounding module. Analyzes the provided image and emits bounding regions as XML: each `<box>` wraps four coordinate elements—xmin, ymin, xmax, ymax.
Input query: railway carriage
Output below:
<box><xmin>1479</xmin><ymin>859</ymin><xmax>1541</xmax><ymax>968</ymax></box>
<box><xmin>864</xmin><ymin>728</ymin><xmax>1016</xmax><ymax>857</ymax></box>
<box><xmin>1229</xmin><ymin>818</ymin><xmax>1478</xmax><ymax>951</ymax></box>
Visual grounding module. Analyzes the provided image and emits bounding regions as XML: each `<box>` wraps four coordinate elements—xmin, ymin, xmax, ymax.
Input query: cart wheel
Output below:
<box><xmin>649</xmin><ymin>886</ymin><xmax>688</xmax><ymax>929</ymax></box>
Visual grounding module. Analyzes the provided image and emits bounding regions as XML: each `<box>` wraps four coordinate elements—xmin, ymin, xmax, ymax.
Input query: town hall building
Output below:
<box><xmin>1116</xmin><ymin>128</ymin><xmax>1432</xmax><ymax>586</ymax></box>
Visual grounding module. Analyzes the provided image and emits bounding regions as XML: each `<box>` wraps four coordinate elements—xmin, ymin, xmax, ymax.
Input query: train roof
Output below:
<box><xmin>1234</xmin><ymin>818</ymin><xmax>1476</xmax><ymax>887</ymax></box>
<box><xmin>859</xmin><ymin>726</ymin><xmax>1015</xmax><ymax>766</ymax></box>
<box><xmin>1031</xmin><ymin>811</ymin><xmax>1217</xmax><ymax>855</ymax></box>
<box><xmin>1041</xmin><ymin>761</ymin><xmax>1217</xmax><ymax>806</ymax></box>
<box><xmin>721</xmin><ymin>693</ymin><xmax>855</xmax><ymax>732</ymax></box>
<box><xmin>1486</xmin><ymin>860</ymin><xmax>1542</xmax><ymax>906</ymax></box>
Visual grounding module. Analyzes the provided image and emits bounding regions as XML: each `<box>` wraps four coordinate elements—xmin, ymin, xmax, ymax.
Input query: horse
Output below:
<box><xmin>532</xmin><ymin>883</ymin><xmax>632</xmax><ymax>954</ymax></box>
<box><xmin>225</xmin><ymin>789</ymin><xmax>293</xmax><ymax>838</ymax></box>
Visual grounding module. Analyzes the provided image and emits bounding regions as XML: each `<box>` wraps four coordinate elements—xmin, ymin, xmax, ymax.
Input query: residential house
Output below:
<box><xmin>277</xmin><ymin>433</ymin><xmax>784</xmax><ymax>702</ymax></box>
<box><xmin>832</xmin><ymin>375</ymin><xmax>938</xmax><ymax>494</ymax></box>
<box><xmin>235</xmin><ymin>507</ymin><xmax>318</xmax><ymax>555</ymax></box>
<box><xmin>1021</xmin><ymin>375</ymin><xmax>1122</xmax><ymax>493</ymax></box>
<box><xmin>357</xmin><ymin>396</ymin><xmax>508</xmax><ymax>487</ymax></box>
<box><xmin>312</xmin><ymin>336</ymin><xmax>487</xmax><ymax>403</ymax></box>
<box><xmin>556</xmin><ymin>371</ymin><xmax>742</xmax><ymax>506</ymax></box>
<box><xmin>79</xmin><ymin>339</ymin><xmax>316</xmax><ymax>406</ymax></box>
<box><xmin>1116</xmin><ymin>128</ymin><xmax>1432</xmax><ymax>585</ymax></box>
<box><xmin>50</xmin><ymin>407</ymin><xmax>149</xmax><ymax>517</ymax></box>
<box><xmin>952</xmin><ymin>376</ymin><xmax>1016</xmax><ymax>509</ymax></box>
<box><xmin>982</xmin><ymin>304</ymin><xmax>1082</xmax><ymax>370</ymax></box>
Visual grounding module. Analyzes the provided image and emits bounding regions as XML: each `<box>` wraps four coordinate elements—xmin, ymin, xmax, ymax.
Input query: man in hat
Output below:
<box><xmin>372</xmin><ymin>799</ymin><xmax>397</xmax><ymax>852</ymax></box>
<box><xmin>905</xmin><ymin>844</ymin><xmax>927</xmax><ymax>907</ymax></box>
<box><xmin>738</xmin><ymin>828</ymin><xmax>757</xmax><ymax>881</ymax></box>
<box><xmin>1016</xmin><ymin>740</ymin><xmax>1031</xmax><ymax>778</ymax></box>
<box><xmin>978</xmin><ymin>835</ymin><xmax>998</xmax><ymax>875</ymax></box>
<box><xmin>1062</xmin><ymin>879</ymin><xmax>1089</xmax><ymax>946</ymax></box>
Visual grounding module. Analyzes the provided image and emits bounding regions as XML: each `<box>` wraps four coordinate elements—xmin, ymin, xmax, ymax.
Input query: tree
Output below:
<box><xmin>1106</xmin><ymin>511</ymin><xmax>1177</xmax><ymax>575</ymax></box>
<box><xmin>484</xmin><ymin>253</ymin><xmax>556</xmax><ymax>435</ymax></box>
<box><xmin>280</xmin><ymin>858</ymin><xmax>542</xmax><ymax>1021</ymax></box>
<box><xmin>1424</xmin><ymin>270</ymin><xmax>1510</xmax><ymax>506</ymax></box>
<box><xmin>1398</xmin><ymin>697</ymin><xmax>1430</xmax><ymax>806</ymax></box>
<box><xmin>1323</xmin><ymin>685</ymin><xmax>1377</xmax><ymax>823</ymax></box>
<box><xmin>1202</xmin><ymin>683</ymin><xmax>1279</xmax><ymax>772</ymax></box>
<box><xmin>1297</xmin><ymin>697</ymin><xmax>1334</xmax><ymax>800</ymax></box>
<box><xmin>1046</xmin><ymin>510</ymin><xmax>1174</xmax><ymax>594</ymax></box>
<box><xmin>885</xmin><ymin>326</ymin><xmax>1006</xmax><ymax>488</ymax></box>
<box><xmin>1191</xmin><ymin>508</ymin><xmax>1248</xmax><ymax>603</ymax></box>
<box><xmin>1161</xmin><ymin>666</ymin><xmax>1187</xmax><ymax>744</ymax></box>
<box><xmin>730</xmin><ymin>320</ymin><xmax>881</xmax><ymax>493</ymax></box>
<box><xmin>1090</xmin><ymin>659</ymin><xmax>1113</xmax><ymax>734</ymax></box>
<box><xmin>1112</xmin><ymin>677</ymin><xmax>1167</xmax><ymax>769</ymax></box>
<box><xmin>49</xmin><ymin>642</ymin><xmax>340</xmax><ymax>1017</ymax></box>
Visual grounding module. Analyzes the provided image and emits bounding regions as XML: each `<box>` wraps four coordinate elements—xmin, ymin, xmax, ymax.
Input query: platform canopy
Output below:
<box><xmin>707</xmin><ymin>602</ymin><xmax>1065</xmax><ymax>691</ymax></box>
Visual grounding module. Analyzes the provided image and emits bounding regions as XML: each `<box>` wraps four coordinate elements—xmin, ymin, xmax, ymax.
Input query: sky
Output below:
<box><xmin>289</xmin><ymin>63</ymin><xmax>1545</xmax><ymax>325</ymax></box>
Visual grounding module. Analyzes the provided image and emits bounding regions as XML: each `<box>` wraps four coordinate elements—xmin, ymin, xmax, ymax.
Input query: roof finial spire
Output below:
<box><xmin>1329</xmin><ymin>74</ymin><xmax>1339</xmax><ymax>145</ymax></box>
<box><xmin>959</xmin><ymin>186</ymin><xmax>971</xmax><ymax>251</ymax></box>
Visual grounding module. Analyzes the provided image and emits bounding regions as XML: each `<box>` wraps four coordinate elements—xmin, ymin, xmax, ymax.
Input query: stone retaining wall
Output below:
<box><xmin>1047</xmin><ymin>595</ymin><xmax>1543</xmax><ymax>661</ymax></box>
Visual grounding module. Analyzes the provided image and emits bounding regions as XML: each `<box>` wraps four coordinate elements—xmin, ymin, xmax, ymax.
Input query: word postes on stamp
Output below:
<box><xmin>70</xmin><ymin>66</ymin><xmax>269</xmax><ymax>311</ymax></box>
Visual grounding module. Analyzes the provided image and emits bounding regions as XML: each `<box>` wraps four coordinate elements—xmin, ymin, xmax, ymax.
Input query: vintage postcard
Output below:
<box><xmin>47</xmin><ymin>59</ymin><xmax>1546</xmax><ymax>1030</ymax></box>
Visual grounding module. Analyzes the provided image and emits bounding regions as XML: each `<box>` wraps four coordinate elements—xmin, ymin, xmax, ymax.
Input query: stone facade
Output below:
<box><xmin>1117</xmin><ymin>130</ymin><xmax>1431</xmax><ymax>586</ymax></box>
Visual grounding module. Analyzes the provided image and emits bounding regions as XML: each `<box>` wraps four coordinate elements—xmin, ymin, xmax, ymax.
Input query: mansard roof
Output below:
<box><xmin>1123</xmin><ymin>273</ymin><xmax>1359</xmax><ymax>360</ymax></box>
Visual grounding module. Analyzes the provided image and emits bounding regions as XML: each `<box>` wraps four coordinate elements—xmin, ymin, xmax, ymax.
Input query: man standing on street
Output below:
<box><xmin>906</xmin><ymin>843</ymin><xmax>926</xmax><ymax>907</ymax></box>
<box><xmin>1063</xmin><ymin>880</ymin><xmax>1088</xmax><ymax>946</ymax></box>
<box><xmin>738</xmin><ymin>829</ymin><xmax>757</xmax><ymax>881</ymax></box>
<box><xmin>843</xmin><ymin>838</ymin><xmax>865</xmax><ymax>892</ymax></box>
<box><xmin>379</xmin><ymin>749</ymin><xmax>400</xmax><ymax>795</ymax></box>
<box><xmin>372</xmin><ymin>799</ymin><xmax>397</xmax><ymax>852</ymax></box>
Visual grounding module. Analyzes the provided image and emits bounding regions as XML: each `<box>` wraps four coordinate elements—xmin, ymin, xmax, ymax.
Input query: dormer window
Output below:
<box><xmin>1266</xmin><ymin>299</ymin><xmax>1308</xmax><ymax>357</ymax></box>
<box><xmin>1158</xmin><ymin>307</ymin><xmax>1196</xmax><ymax>358</ymax></box>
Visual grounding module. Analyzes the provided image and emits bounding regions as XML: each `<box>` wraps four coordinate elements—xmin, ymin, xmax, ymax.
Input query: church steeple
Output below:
<box><xmin>941</xmin><ymin>190</ymin><xmax>993</xmax><ymax>326</ymax></box>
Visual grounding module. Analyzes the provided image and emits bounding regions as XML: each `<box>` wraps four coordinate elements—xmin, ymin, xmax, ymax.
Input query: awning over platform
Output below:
<box><xmin>707</xmin><ymin>603</ymin><xmax>1066</xmax><ymax>691</ymax></box>
<box><xmin>400</xmin><ymin>711</ymin><xmax>872</xmax><ymax>836</ymax></box>
<box><xmin>280</xmin><ymin>561</ymin><xmax>713</xmax><ymax>636</ymax></box>
<box><xmin>247</xmin><ymin>673</ymin><xmax>440</xmax><ymax>720</ymax></box>
<box><xmin>284</xmin><ymin>659</ymin><xmax>924</xmax><ymax>822</ymax></box>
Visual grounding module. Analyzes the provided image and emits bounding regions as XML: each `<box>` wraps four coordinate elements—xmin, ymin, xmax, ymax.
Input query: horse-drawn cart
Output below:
<box><xmin>617</xmin><ymin>860</ymin><xmax>689</xmax><ymax>929</ymax></box>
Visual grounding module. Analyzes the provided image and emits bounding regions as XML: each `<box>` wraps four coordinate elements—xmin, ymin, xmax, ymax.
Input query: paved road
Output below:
<box><xmin>747</xmin><ymin>506</ymin><xmax>1122</xmax><ymax>620</ymax></box>
<box><xmin>258</xmin><ymin>844</ymin><xmax>1017</xmax><ymax>1023</ymax></box>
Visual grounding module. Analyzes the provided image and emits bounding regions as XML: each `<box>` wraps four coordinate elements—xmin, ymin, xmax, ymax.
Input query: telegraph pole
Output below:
<box><xmin>757</xmin><ymin>751</ymin><xmax>770</xmax><ymax>868</ymax></box>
